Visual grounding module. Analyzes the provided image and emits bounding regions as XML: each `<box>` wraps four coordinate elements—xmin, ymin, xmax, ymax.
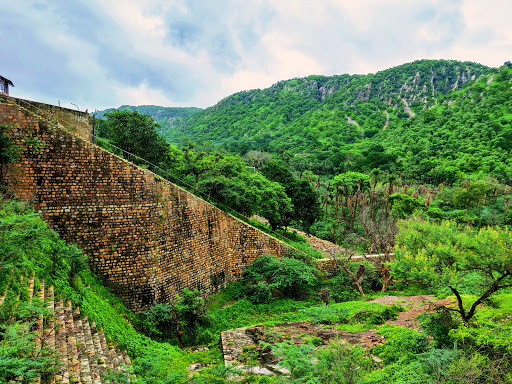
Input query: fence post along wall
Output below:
<box><xmin>0</xmin><ymin>99</ymin><xmax>289</xmax><ymax>312</ymax></box>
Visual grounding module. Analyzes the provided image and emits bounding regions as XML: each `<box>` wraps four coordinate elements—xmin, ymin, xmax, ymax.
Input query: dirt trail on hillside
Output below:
<box><xmin>369</xmin><ymin>295</ymin><xmax>456</xmax><ymax>329</ymax></box>
<box><xmin>288</xmin><ymin>227</ymin><xmax>387</xmax><ymax>260</ymax></box>
<box><xmin>345</xmin><ymin>115</ymin><xmax>363</xmax><ymax>136</ymax></box>
<box><xmin>383</xmin><ymin>110</ymin><xmax>389</xmax><ymax>130</ymax></box>
<box><xmin>402</xmin><ymin>98</ymin><xmax>415</xmax><ymax>118</ymax></box>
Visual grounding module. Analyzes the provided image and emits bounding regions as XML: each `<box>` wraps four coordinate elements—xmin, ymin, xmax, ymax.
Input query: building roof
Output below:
<box><xmin>0</xmin><ymin>76</ymin><xmax>14</xmax><ymax>87</ymax></box>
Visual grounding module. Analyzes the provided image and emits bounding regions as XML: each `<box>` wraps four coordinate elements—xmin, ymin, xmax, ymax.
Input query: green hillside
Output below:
<box><xmin>165</xmin><ymin>60</ymin><xmax>489</xmax><ymax>153</ymax></box>
<box><xmin>94</xmin><ymin>105</ymin><xmax>202</xmax><ymax>139</ymax></box>
<box><xmin>162</xmin><ymin>59</ymin><xmax>512</xmax><ymax>186</ymax></box>
<box><xmin>92</xmin><ymin>60</ymin><xmax>512</xmax><ymax>247</ymax></box>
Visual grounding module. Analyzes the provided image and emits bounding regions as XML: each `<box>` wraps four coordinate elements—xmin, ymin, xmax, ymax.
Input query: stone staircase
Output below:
<box><xmin>0</xmin><ymin>275</ymin><xmax>133</xmax><ymax>383</ymax></box>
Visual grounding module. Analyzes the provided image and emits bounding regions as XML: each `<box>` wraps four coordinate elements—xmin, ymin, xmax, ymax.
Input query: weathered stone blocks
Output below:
<box><xmin>1</xmin><ymin>103</ymin><xmax>289</xmax><ymax>312</ymax></box>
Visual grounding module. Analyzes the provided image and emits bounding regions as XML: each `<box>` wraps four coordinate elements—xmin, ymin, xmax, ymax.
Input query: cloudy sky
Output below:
<box><xmin>2</xmin><ymin>0</ymin><xmax>511</xmax><ymax>111</ymax></box>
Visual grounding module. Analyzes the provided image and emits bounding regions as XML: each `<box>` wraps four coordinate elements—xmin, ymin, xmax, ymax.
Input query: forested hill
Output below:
<box><xmin>94</xmin><ymin>59</ymin><xmax>512</xmax><ymax>185</ymax></box>
<box><xmin>163</xmin><ymin>59</ymin><xmax>489</xmax><ymax>150</ymax></box>
<box><xmin>94</xmin><ymin>104</ymin><xmax>202</xmax><ymax>138</ymax></box>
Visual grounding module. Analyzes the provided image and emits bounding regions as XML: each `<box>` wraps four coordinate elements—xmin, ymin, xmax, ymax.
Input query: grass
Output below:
<box><xmin>0</xmin><ymin>199</ymin><xmax>189</xmax><ymax>382</ymax></box>
<box><xmin>206</xmin><ymin>286</ymin><xmax>404</xmax><ymax>338</ymax></box>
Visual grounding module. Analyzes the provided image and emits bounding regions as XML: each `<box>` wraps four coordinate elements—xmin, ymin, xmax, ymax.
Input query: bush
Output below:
<box><xmin>314</xmin><ymin>341</ymin><xmax>375</xmax><ymax>384</ymax></box>
<box><xmin>144</xmin><ymin>288</ymin><xmax>211</xmax><ymax>348</ymax></box>
<box><xmin>372</xmin><ymin>325</ymin><xmax>429</xmax><ymax>364</ymax></box>
<box><xmin>0</xmin><ymin>322</ymin><xmax>59</xmax><ymax>383</ymax></box>
<box><xmin>300</xmin><ymin>305</ymin><xmax>349</xmax><ymax>325</ymax></box>
<box><xmin>243</xmin><ymin>255</ymin><xmax>319</xmax><ymax>303</ymax></box>
<box><xmin>350</xmin><ymin>305</ymin><xmax>402</xmax><ymax>326</ymax></box>
<box><xmin>327</xmin><ymin>271</ymin><xmax>360</xmax><ymax>303</ymax></box>
<box><xmin>418</xmin><ymin>309</ymin><xmax>460</xmax><ymax>348</ymax></box>
<box><xmin>273</xmin><ymin>340</ymin><xmax>374</xmax><ymax>384</ymax></box>
<box><xmin>245</xmin><ymin>281</ymin><xmax>274</xmax><ymax>304</ymax></box>
<box><xmin>328</xmin><ymin>261</ymin><xmax>380</xmax><ymax>303</ymax></box>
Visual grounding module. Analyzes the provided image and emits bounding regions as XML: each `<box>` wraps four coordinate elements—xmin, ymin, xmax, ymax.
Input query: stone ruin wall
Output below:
<box><xmin>1</xmin><ymin>95</ymin><xmax>91</xmax><ymax>142</ymax></box>
<box><xmin>0</xmin><ymin>102</ymin><xmax>289</xmax><ymax>312</ymax></box>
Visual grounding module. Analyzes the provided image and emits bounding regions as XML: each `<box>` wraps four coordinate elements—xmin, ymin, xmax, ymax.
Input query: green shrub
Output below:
<box><xmin>372</xmin><ymin>325</ymin><xmax>429</xmax><ymax>365</ymax></box>
<box><xmin>327</xmin><ymin>261</ymin><xmax>380</xmax><ymax>303</ymax></box>
<box><xmin>144</xmin><ymin>288</ymin><xmax>211</xmax><ymax>348</ymax></box>
<box><xmin>245</xmin><ymin>281</ymin><xmax>274</xmax><ymax>304</ymax></box>
<box><xmin>274</xmin><ymin>339</ymin><xmax>374</xmax><ymax>384</ymax></box>
<box><xmin>0</xmin><ymin>322</ymin><xmax>59</xmax><ymax>383</ymax></box>
<box><xmin>350</xmin><ymin>305</ymin><xmax>402</xmax><ymax>326</ymax></box>
<box><xmin>189</xmin><ymin>365</ymin><xmax>242</xmax><ymax>384</ymax></box>
<box><xmin>328</xmin><ymin>271</ymin><xmax>360</xmax><ymax>302</ymax></box>
<box><xmin>272</xmin><ymin>342</ymin><xmax>316</xmax><ymax>381</ymax></box>
<box><xmin>418</xmin><ymin>309</ymin><xmax>460</xmax><ymax>347</ymax></box>
<box><xmin>445</xmin><ymin>350</ymin><xmax>512</xmax><ymax>384</ymax></box>
<box><xmin>300</xmin><ymin>305</ymin><xmax>349</xmax><ymax>325</ymax></box>
<box><xmin>414</xmin><ymin>348</ymin><xmax>460</xmax><ymax>384</ymax></box>
<box><xmin>314</xmin><ymin>341</ymin><xmax>375</xmax><ymax>384</ymax></box>
<box><xmin>243</xmin><ymin>255</ymin><xmax>319</xmax><ymax>303</ymax></box>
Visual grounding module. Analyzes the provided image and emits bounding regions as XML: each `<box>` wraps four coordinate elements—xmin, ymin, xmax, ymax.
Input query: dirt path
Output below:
<box><xmin>288</xmin><ymin>227</ymin><xmax>387</xmax><ymax>261</ymax></box>
<box><xmin>250</xmin><ymin>216</ymin><xmax>387</xmax><ymax>261</ymax></box>
<box><xmin>345</xmin><ymin>115</ymin><xmax>363</xmax><ymax>136</ymax></box>
<box><xmin>369</xmin><ymin>295</ymin><xmax>456</xmax><ymax>329</ymax></box>
<box><xmin>402</xmin><ymin>98</ymin><xmax>415</xmax><ymax>118</ymax></box>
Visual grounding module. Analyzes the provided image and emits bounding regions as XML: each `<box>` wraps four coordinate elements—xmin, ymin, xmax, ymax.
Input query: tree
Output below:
<box><xmin>260</xmin><ymin>160</ymin><xmax>296</xmax><ymax>187</ymax></box>
<box><xmin>180</xmin><ymin>143</ymin><xmax>218</xmax><ymax>188</ymax></box>
<box><xmin>388</xmin><ymin>193</ymin><xmax>423</xmax><ymax>219</ymax></box>
<box><xmin>243</xmin><ymin>150</ymin><xmax>272</xmax><ymax>169</ymax></box>
<box><xmin>290</xmin><ymin>179</ymin><xmax>322</xmax><ymax>234</ymax></box>
<box><xmin>391</xmin><ymin>219</ymin><xmax>512</xmax><ymax>323</ymax></box>
<box><xmin>334</xmin><ymin>250</ymin><xmax>368</xmax><ymax>297</ymax></box>
<box><xmin>101</xmin><ymin>110</ymin><xmax>173</xmax><ymax>168</ymax></box>
<box><xmin>144</xmin><ymin>288</ymin><xmax>210</xmax><ymax>348</ymax></box>
<box><xmin>332</xmin><ymin>172</ymin><xmax>370</xmax><ymax>195</ymax></box>
<box><xmin>243</xmin><ymin>254</ymin><xmax>318</xmax><ymax>302</ymax></box>
<box><xmin>260</xmin><ymin>161</ymin><xmax>321</xmax><ymax>232</ymax></box>
<box><xmin>241</xmin><ymin>171</ymin><xmax>292</xmax><ymax>230</ymax></box>
<box><xmin>359</xmin><ymin>206</ymin><xmax>398</xmax><ymax>292</ymax></box>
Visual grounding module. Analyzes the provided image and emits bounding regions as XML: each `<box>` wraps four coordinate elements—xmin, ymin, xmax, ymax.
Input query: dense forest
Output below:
<box><xmin>94</xmin><ymin>59</ymin><xmax>512</xmax><ymax>248</ymax></box>
<box><xmin>1</xmin><ymin>59</ymin><xmax>511</xmax><ymax>383</ymax></box>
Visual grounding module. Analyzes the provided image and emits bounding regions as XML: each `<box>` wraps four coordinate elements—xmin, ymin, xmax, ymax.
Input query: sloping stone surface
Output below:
<box><xmin>0</xmin><ymin>274</ymin><xmax>132</xmax><ymax>383</ymax></box>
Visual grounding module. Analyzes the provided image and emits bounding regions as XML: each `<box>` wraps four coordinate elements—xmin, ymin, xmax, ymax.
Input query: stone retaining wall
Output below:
<box><xmin>1</xmin><ymin>102</ymin><xmax>289</xmax><ymax>311</ymax></box>
<box><xmin>1</xmin><ymin>95</ymin><xmax>90</xmax><ymax>142</ymax></box>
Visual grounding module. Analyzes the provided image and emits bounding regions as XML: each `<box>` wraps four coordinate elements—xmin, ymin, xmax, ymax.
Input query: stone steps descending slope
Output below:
<box><xmin>0</xmin><ymin>275</ymin><xmax>133</xmax><ymax>383</ymax></box>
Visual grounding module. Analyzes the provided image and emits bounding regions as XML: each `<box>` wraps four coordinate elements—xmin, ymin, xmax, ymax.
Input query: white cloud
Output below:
<box><xmin>2</xmin><ymin>0</ymin><xmax>511</xmax><ymax>111</ymax></box>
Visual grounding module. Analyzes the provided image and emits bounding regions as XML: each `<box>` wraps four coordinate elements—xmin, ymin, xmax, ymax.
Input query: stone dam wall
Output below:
<box><xmin>1</xmin><ymin>95</ymin><xmax>91</xmax><ymax>142</ymax></box>
<box><xmin>0</xmin><ymin>101</ymin><xmax>289</xmax><ymax>312</ymax></box>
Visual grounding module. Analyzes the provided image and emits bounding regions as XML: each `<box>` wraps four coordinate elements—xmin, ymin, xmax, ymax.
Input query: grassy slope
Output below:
<box><xmin>0</xmin><ymin>199</ymin><xmax>188</xmax><ymax>382</ymax></box>
<box><xmin>2</xmin><ymin>197</ymin><xmax>511</xmax><ymax>383</ymax></box>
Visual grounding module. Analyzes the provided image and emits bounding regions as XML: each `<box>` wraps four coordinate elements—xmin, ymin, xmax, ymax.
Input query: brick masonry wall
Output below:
<box><xmin>1</xmin><ymin>102</ymin><xmax>289</xmax><ymax>312</ymax></box>
<box><xmin>1</xmin><ymin>95</ymin><xmax>90</xmax><ymax>142</ymax></box>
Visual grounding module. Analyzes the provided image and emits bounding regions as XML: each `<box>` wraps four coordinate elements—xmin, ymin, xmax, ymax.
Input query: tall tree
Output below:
<box><xmin>261</xmin><ymin>161</ymin><xmax>321</xmax><ymax>232</ymax></box>
<box><xmin>391</xmin><ymin>219</ymin><xmax>512</xmax><ymax>323</ymax></box>
<box><xmin>102</xmin><ymin>110</ymin><xmax>173</xmax><ymax>168</ymax></box>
